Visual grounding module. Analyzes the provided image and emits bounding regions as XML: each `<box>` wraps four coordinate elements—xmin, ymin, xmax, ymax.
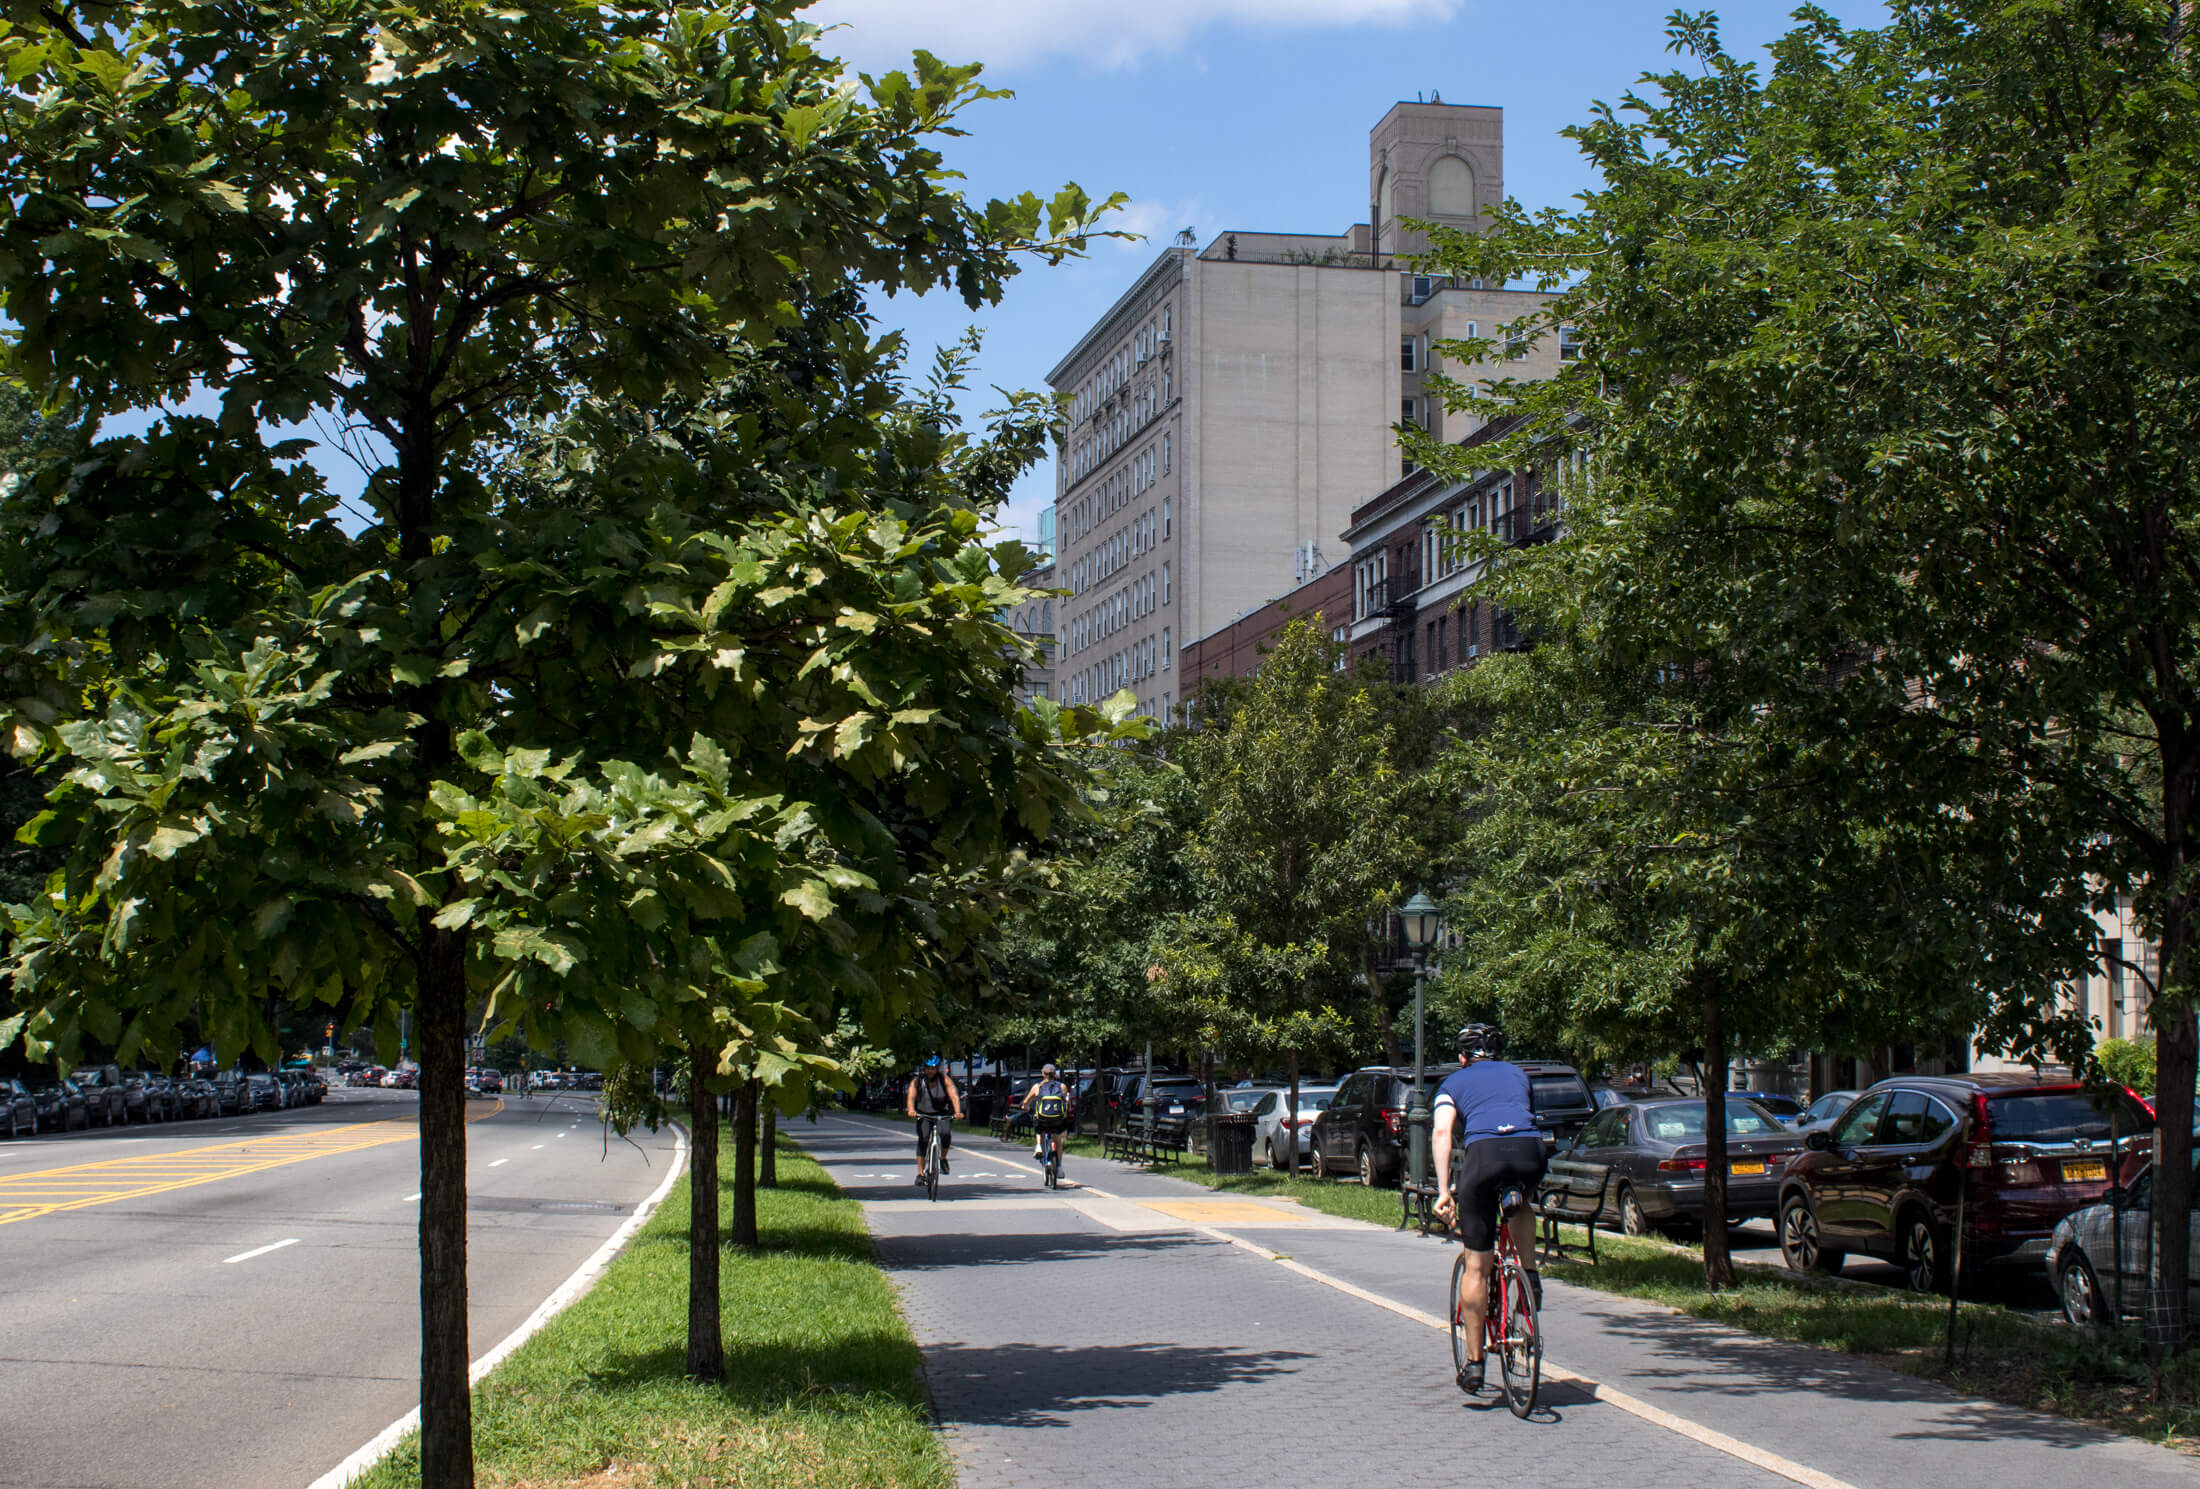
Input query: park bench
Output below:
<box><xmin>1101</xmin><ymin>1117</ymin><xmax>1190</xmax><ymax>1165</ymax></box>
<box><xmin>1532</xmin><ymin>1170</ymin><xmax>1602</xmax><ymax>1264</ymax></box>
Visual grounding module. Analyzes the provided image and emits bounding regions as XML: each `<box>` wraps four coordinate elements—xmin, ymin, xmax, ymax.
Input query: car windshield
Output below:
<box><xmin>1297</xmin><ymin>1091</ymin><xmax>1336</xmax><ymax>1112</ymax></box>
<box><xmin>1221</xmin><ymin>1090</ymin><xmax>1270</xmax><ymax>1112</ymax></box>
<box><xmin>1639</xmin><ymin>1102</ymin><xmax>1783</xmax><ymax>1141</ymax></box>
<box><xmin>1805</xmin><ymin>1093</ymin><xmax>1853</xmax><ymax>1122</ymax></box>
<box><xmin>1529</xmin><ymin>1075</ymin><xmax>1591</xmax><ymax>1112</ymax></box>
<box><xmin>1990</xmin><ymin>1089</ymin><xmax>2152</xmax><ymax>1144</ymax></box>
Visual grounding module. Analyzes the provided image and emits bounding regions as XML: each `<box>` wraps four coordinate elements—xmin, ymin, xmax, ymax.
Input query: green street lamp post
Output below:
<box><xmin>1398</xmin><ymin>890</ymin><xmax>1443</xmax><ymax>1193</ymax></box>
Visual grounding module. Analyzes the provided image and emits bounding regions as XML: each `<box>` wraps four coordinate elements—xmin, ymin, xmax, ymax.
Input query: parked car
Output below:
<box><xmin>71</xmin><ymin>1065</ymin><xmax>130</xmax><ymax>1126</ymax></box>
<box><xmin>246</xmin><ymin>1072</ymin><xmax>283</xmax><ymax>1111</ymax></box>
<box><xmin>1216</xmin><ymin>1086</ymin><xmax>1279</xmax><ymax>1115</ymax></box>
<box><xmin>211</xmin><ymin>1070</ymin><xmax>253</xmax><ymax>1115</ymax></box>
<box><xmin>1734</xmin><ymin>1090</ymin><xmax>1806</xmax><ymax>1123</ymax></box>
<box><xmin>1795</xmin><ymin>1089</ymin><xmax>1860</xmax><ymax>1132</ymax></box>
<box><xmin>1778</xmin><ymin>1074</ymin><xmax>2153</xmax><ymax>1292</ymax></box>
<box><xmin>1523</xmin><ymin>1062</ymin><xmax>1599</xmax><ymax>1149</ymax></box>
<box><xmin>477</xmin><ymin>1069</ymin><xmax>504</xmax><ymax>1094</ymax></box>
<box><xmin>1312</xmin><ymin>1061</ymin><xmax>1597</xmax><ymax>1187</ymax></box>
<box><xmin>175</xmin><ymin>1076</ymin><xmax>218</xmax><ymax>1119</ymax></box>
<box><xmin>135</xmin><ymin>1073</ymin><xmax>174</xmax><ymax>1122</ymax></box>
<box><xmin>2</xmin><ymin>1078</ymin><xmax>38</xmax><ymax>1136</ymax></box>
<box><xmin>2048</xmin><ymin>1155</ymin><xmax>2197</xmax><ymax>1327</ymax></box>
<box><xmin>1251</xmin><ymin>1084</ymin><xmax>1336</xmax><ymax>1169</ymax></box>
<box><xmin>1541</xmin><ymin>1097</ymin><xmax>1806</xmax><ymax>1236</ymax></box>
<box><xmin>1308</xmin><ymin>1067</ymin><xmax>1416</xmax><ymax>1185</ymax></box>
<box><xmin>29</xmin><ymin>1078</ymin><xmax>89</xmax><ymax>1132</ymax></box>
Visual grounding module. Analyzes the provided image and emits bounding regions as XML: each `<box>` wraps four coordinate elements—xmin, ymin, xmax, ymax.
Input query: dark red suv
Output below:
<box><xmin>1777</xmin><ymin>1073</ymin><xmax>2151</xmax><ymax>1292</ymax></box>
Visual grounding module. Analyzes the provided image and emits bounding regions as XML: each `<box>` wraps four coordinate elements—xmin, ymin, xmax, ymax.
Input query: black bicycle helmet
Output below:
<box><xmin>1456</xmin><ymin>1023</ymin><xmax>1505</xmax><ymax>1060</ymax></box>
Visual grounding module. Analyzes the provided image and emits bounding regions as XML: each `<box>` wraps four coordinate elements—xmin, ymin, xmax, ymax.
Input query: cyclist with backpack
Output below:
<box><xmin>1431</xmin><ymin>1023</ymin><xmax>1546</xmax><ymax>1394</ymax></box>
<box><xmin>905</xmin><ymin>1056</ymin><xmax>963</xmax><ymax>1184</ymax></box>
<box><xmin>1021</xmin><ymin>1064</ymin><xmax>1075</xmax><ymax>1183</ymax></box>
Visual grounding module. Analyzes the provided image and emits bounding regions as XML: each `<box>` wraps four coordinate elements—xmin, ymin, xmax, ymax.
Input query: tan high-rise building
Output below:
<box><xmin>1047</xmin><ymin>100</ymin><xmax>1556</xmax><ymax>717</ymax></box>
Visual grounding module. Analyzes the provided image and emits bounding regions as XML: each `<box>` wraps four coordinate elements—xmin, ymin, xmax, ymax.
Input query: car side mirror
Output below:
<box><xmin>1804</xmin><ymin>1129</ymin><xmax>1834</xmax><ymax>1152</ymax></box>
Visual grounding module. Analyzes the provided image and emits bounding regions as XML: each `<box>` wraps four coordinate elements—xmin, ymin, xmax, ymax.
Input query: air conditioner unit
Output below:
<box><xmin>1467</xmin><ymin>644</ymin><xmax>1480</xmax><ymax>659</ymax></box>
<box><xmin>1156</xmin><ymin>331</ymin><xmax>1171</xmax><ymax>345</ymax></box>
<box><xmin>1136</xmin><ymin>356</ymin><xmax>1150</xmax><ymax>369</ymax></box>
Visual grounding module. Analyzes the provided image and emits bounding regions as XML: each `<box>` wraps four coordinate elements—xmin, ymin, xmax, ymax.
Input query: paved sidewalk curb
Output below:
<box><xmin>303</xmin><ymin>1118</ymin><xmax>691</xmax><ymax>1489</ymax></box>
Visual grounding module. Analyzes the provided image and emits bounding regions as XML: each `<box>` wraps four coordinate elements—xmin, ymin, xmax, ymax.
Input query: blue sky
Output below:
<box><xmin>814</xmin><ymin>0</ymin><xmax>1890</xmax><ymax>549</ymax></box>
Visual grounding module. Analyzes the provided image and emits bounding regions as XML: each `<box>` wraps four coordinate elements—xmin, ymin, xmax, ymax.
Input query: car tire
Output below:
<box><xmin>1307</xmin><ymin>1148</ymin><xmax>1326</xmax><ymax>1181</ymax></box>
<box><xmin>1618</xmin><ymin>1184</ymin><xmax>1651</xmax><ymax>1238</ymax></box>
<box><xmin>2059</xmin><ymin>1249</ymin><xmax>2111</xmax><ymax>1328</ymax></box>
<box><xmin>1779</xmin><ymin>1195</ymin><xmax>1843</xmax><ymax>1273</ymax></box>
<box><xmin>1357</xmin><ymin>1143</ymin><xmax>1378</xmax><ymax>1188</ymax></box>
<box><xmin>1898</xmin><ymin>1207</ymin><xmax>1950</xmax><ymax>1294</ymax></box>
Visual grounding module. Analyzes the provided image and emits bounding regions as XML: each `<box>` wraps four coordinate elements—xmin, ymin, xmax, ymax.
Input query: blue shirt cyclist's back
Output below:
<box><xmin>1432</xmin><ymin>1060</ymin><xmax>1537</xmax><ymax>1144</ymax></box>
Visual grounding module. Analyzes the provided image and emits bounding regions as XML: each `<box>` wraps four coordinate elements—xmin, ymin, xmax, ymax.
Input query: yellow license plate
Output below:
<box><xmin>2064</xmin><ymin>1160</ymin><xmax>2107</xmax><ymax>1182</ymax></box>
<box><xmin>1730</xmin><ymin>1160</ymin><xmax>1765</xmax><ymax>1176</ymax></box>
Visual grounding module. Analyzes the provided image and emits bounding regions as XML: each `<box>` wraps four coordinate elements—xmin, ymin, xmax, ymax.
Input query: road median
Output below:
<box><xmin>349</xmin><ymin>1134</ymin><xmax>948</xmax><ymax>1489</ymax></box>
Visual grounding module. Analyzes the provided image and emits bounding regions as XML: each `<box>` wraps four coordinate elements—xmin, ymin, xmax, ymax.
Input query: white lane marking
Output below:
<box><xmin>555</xmin><ymin>1133</ymin><xmax>566</xmax><ymax>1139</ymax></box>
<box><xmin>306</xmin><ymin>1125</ymin><xmax>689</xmax><ymax>1489</ymax></box>
<box><xmin>403</xmin><ymin>1193</ymin><xmax>421</xmax><ymax>1202</ymax></box>
<box><xmin>531</xmin><ymin>1144</ymin><xmax>544</xmax><ymax>1150</ymax></box>
<box><xmin>222</xmin><ymin>1238</ymin><xmax>301</xmax><ymax>1265</ymax></box>
<box><xmin>488</xmin><ymin>1158</ymin><xmax>508</xmax><ymax>1167</ymax></box>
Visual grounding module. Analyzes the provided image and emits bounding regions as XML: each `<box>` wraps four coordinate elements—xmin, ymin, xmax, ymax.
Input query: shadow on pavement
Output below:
<box><xmin>879</xmin><ymin>1229</ymin><xmax>1209</xmax><ymax>1272</ymax></box>
<box><xmin>1577</xmin><ymin>1305</ymin><xmax>2127</xmax><ymax>1449</ymax></box>
<box><xmin>918</xmin><ymin>1339</ymin><xmax>1312</xmax><ymax>1428</ymax></box>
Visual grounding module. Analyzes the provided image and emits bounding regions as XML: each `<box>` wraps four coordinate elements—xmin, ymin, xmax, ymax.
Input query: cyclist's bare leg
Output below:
<box><xmin>1507</xmin><ymin>1204</ymin><xmax>1536</xmax><ymax>1276</ymax></box>
<box><xmin>1457</xmin><ymin>1247</ymin><xmax>1495</xmax><ymax>1362</ymax></box>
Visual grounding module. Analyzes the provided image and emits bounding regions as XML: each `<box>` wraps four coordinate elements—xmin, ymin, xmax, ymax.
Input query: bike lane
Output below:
<box><xmin>801</xmin><ymin>1116</ymin><xmax>1792</xmax><ymax>1489</ymax></box>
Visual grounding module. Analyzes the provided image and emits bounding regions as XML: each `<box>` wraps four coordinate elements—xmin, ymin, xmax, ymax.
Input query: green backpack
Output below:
<box><xmin>1033</xmin><ymin>1083</ymin><xmax>1070</xmax><ymax>1127</ymax></box>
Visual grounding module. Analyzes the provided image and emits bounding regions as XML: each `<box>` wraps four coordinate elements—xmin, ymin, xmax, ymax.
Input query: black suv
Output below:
<box><xmin>1311</xmin><ymin>1061</ymin><xmax>1597</xmax><ymax>1186</ymax></box>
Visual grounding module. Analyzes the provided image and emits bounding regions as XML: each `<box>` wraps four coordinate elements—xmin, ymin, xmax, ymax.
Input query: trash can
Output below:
<box><xmin>1209</xmin><ymin>1113</ymin><xmax>1255</xmax><ymax>1175</ymax></box>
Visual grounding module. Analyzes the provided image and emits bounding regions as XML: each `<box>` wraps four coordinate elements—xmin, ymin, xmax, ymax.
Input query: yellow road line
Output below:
<box><xmin>0</xmin><ymin>1100</ymin><xmax>505</xmax><ymax>1227</ymax></box>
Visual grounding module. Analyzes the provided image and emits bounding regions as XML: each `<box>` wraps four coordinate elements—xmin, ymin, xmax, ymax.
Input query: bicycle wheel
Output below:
<box><xmin>1045</xmin><ymin>1139</ymin><xmax>1059</xmax><ymax>1189</ymax></box>
<box><xmin>1496</xmin><ymin>1259</ymin><xmax>1541</xmax><ymax>1418</ymax></box>
<box><xmin>925</xmin><ymin>1128</ymin><xmax>941</xmax><ymax>1202</ymax></box>
<box><xmin>1448</xmin><ymin>1251</ymin><xmax>1474</xmax><ymax>1392</ymax></box>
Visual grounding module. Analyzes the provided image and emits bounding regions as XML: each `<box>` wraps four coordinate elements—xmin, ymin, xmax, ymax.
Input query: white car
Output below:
<box><xmin>1250</xmin><ymin>1084</ymin><xmax>1338</xmax><ymax>1169</ymax></box>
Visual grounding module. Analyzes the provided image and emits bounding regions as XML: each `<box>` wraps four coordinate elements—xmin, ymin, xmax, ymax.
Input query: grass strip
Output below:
<box><xmin>1534</xmin><ymin>1222</ymin><xmax>2200</xmax><ymax>1454</ymax></box>
<box><xmin>353</xmin><ymin>1138</ymin><xmax>949</xmax><ymax>1489</ymax></box>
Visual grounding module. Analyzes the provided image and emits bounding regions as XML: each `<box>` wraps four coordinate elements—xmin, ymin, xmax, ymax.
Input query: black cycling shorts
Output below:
<box><xmin>1454</xmin><ymin>1134</ymin><xmax>1547</xmax><ymax>1251</ymax></box>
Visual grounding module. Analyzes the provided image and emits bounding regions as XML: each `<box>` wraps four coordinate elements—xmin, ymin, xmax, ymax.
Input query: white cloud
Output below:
<box><xmin>809</xmin><ymin>0</ymin><xmax>1461</xmax><ymax>71</ymax></box>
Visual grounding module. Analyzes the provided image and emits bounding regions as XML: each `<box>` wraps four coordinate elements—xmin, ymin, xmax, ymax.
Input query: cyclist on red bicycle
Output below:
<box><xmin>1020</xmin><ymin>1063</ymin><xmax>1075</xmax><ymax>1183</ymax></box>
<box><xmin>1432</xmin><ymin>1022</ymin><xmax>1546</xmax><ymax>1393</ymax></box>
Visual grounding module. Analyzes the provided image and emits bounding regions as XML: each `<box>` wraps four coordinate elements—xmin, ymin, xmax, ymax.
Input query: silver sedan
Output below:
<box><xmin>1248</xmin><ymin>1085</ymin><xmax>1337</xmax><ymax>1169</ymax></box>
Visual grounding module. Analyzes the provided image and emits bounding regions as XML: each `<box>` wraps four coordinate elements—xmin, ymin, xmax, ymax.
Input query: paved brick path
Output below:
<box><xmin>799</xmin><ymin>1115</ymin><xmax>2200</xmax><ymax>1489</ymax></box>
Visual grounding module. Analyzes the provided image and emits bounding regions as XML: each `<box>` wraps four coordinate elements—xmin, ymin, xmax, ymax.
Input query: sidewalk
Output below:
<box><xmin>799</xmin><ymin>1116</ymin><xmax>2200</xmax><ymax>1489</ymax></box>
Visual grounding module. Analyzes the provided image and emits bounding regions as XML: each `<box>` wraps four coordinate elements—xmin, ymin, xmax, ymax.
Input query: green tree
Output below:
<box><xmin>0</xmin><ymin>2</ymin><xmax>1119</xmax><ymax>1479</ymax></box>
<box><xmin>1414</xmin><ymin>5</ymin><xmax>2158</xmax><ymax>1290</ymax></box>
<box><xmin>1158</xmin><ymin>621</ymin><xmax>1409</xmax><ymax>1167</ymax></box>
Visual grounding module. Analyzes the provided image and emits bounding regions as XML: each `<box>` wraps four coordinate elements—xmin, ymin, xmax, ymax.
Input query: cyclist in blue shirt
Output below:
<box><xmin>1432</xmin><ymin>1023</ymin><xmax>1546</xmax><ymax>1393</ymax></box>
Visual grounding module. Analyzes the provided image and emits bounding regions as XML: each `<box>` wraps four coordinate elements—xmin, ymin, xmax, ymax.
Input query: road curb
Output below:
<box><xmin>304</xmin><ymin>1114</ymin><xmax>691</xmax><ymax>1489</ymax></box>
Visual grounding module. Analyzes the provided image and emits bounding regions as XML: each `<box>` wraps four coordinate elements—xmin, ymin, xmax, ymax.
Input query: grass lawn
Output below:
<box><xmin>1534</xmin><ymin>1221</ymin><xmax>2200</xmax><ymax>1453</ymax></box>
<box><xmin>353</xmin><ymin>1139</ymin><xmax>949</xmax><ymax>1489</ymax></box>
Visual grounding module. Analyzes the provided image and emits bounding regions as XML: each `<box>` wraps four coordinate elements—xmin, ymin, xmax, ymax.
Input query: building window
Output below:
<box><xmin>1162</xmin><ymin>626</ymin><xmax>1171</xmax><ymax>665</ymax></box>
<box><xmin>1559</xmin><ymin>324</ymin><xmax>1582</xmax><ymax>361</ymax></box>
<box><xmin>1162</xmin><ymin>433</ymin><xmax>1172</xmax><ymax>474</ymax></box>
<box><xmin>1161</xmin><ymin>304</ymin><xmax>1172</xmax><ymax>339</ymax></box>
<box><xmin>1401</xmin><ymin>335</ymin><xmax>1419</xmax><ymax>372</ymax></box>
<box><xmin>1161</xmin><ymin>562</ymin><xmax>1171</xmax><ymax>604</ymax></box>
<box><xmin>1402</xmin><ymin>397</ymin><xmax>1420</xmax><ymax>429</ymax></box>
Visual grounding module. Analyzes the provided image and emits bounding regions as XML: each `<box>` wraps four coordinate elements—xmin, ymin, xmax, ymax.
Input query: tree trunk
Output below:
<box><xmin>730</xmin><ymin>1077</ymin><xmax>758</xmax><ymax>1249</ymax></box>
<box><xmin>1368</xmin><ymin>948</ymin><xmax>1402</xmax><ymax>1066</ymax></box>
<box><xmin>760</xmin><ymin>1097</ymin><xmax>778</xmax><ymax>1188</ymax></box>
<box><xmin>1700</xmin><ymin>977</ymin><xmax>1735</xmax><ymax>1290</ymax></box>
<box><xmin>2151</xmin><ymin>994</ymin><xmax>2196</xmax><ymax>1366</ymax></box>
<box><xmin>685</xmin><ymin>1042</ymin><xmax>723</xmax><ymax>1380</ymax></box>
<box><xmin>415</xmin><ymin>931</ymin><xmax>474</xmax><ymax>1489</ymax></box>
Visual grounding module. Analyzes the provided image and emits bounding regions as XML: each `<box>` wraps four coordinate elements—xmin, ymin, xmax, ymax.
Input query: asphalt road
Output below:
<box><xmin>0</xmin><ymin>1085</ymin><xmax>682</xmax><ymax>1489</ymax></box>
